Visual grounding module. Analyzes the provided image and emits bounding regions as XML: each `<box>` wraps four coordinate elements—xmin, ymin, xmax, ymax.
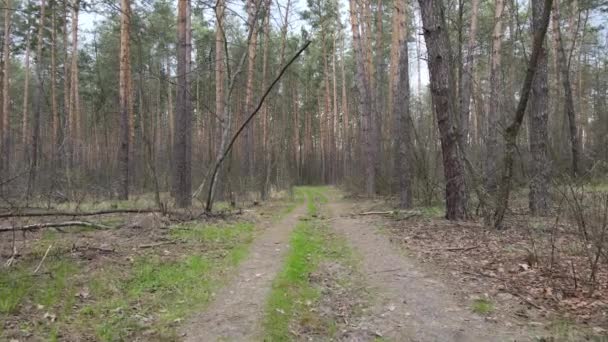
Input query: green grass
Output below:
<box><xmin>0</xmin><ymin>220</ymin><xmax>255</xmax><ymax>341</ymax></box>
<box><xmin>263</xmin><ymin>186</ymin><xmax>353</xmax><ymax>341</ymax></box>
<box><xmin>471</xmin><ymin>298</ymin><xmax>494</xmax><ymax>315</ymax></box>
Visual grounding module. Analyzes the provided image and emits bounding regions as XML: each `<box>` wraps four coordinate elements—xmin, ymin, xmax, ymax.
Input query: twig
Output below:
<box><xmin>0</xmin><ymin>221</ymin><xmax>112</xmax><ymax>233</ymax></box>
<box><xmin>510</xmin><ymin>291</ymin><xmax>546</xmax><ymax>311</ymax></box>
<box><xmin>443</xmin><ymin>245</ymin><xmax>479</xmax><ymax>252</ymax></box>
<box><xmin>138</xmin><ymin>241</ymin><xmax>176</xmax><ymax>249</ymax></box>
<box><xmin>33</xmin><ymin>244</ymin><xmax>52</xmax><ymax>274</ymax></box>
<box><xmin>359</xmin><ymin>211</ymin><xmax>394</xmax><ymax>215</ymax></box>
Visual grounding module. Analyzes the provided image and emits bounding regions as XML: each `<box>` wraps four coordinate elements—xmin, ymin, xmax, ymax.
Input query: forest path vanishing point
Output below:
<box><xmin>327</xmin><ymin>197</ymin><xmax>536</xmax><ymax>342</ymax></box>
<box><xmin>181</xmin><ymin>204</ymin><xmax>307</xmax><ymax>341</ymax></box>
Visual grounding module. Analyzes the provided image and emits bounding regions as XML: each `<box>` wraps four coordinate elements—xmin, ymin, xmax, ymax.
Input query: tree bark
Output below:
<box><xmin>22</xmin><ymin>25</ymin><xmax>31</xmax><ymax>153</ymax></box>
<box><xmin>528</xmin><ymin>0</ymin><xmax>552</xmax><ymax>215</ymax></box>
<box><xmin>349</xmin><ymin>0</ymin><xmax>375</xmax><ymax>196</ymax></box>
<box><xmin>393</xmin><ymin>0</ymin><xmax>413</xmax><ymax>209</ymax></box>
<box><xmin>118</xmin><ymin>0</ymin><xmax>132</xmax><ymax>200</ymax></box>
<box><xmin>1</xmin><ymin>0</ymin><xmax>12</xmax><ymax>175</ymax></box>
<box><xmin>418</xmin><ymin>0</ymin><xmax>468</xmax><ymax>220</ymax></box>
<box><xmin>493</xmin><ymin>0</ymin><xmax>553</xmax><ymax>228</ymax></box>
<box><xmin>69</xmin><ymin>0</ymin><xmax>80</xmax><ymax>166</ymax></box>
<box><xmin>553</xmin><ymin>0</ymin><xmax>580</xmax><ymax>177</ymax></box>
<box><xmin>458</xmin><ymin>0</ymin><xmax>479</xmax><ymax>149</ymax></box>
<box><xmin>485</xmin><ymin>0</ymin><xmax>505</xmax><ymax>192</ymax></box>
<box><xmin>243</xmin><ymin>0</ymin><xmax>259</xmax><ymax>179</ymax></box>
<box><xmin>50</xmin><ymin>8</ymin><xmax>59</xmax><ymax>161</ymax></box>
<box><xmin>29</xmin><ymin>0</ymin><xmax>47</xmax><ymax>196</ymax></box>
<box><xmin>173</xmin><ymin>0</ymin><xmax>192</xmax><ymax>207</ymax></box>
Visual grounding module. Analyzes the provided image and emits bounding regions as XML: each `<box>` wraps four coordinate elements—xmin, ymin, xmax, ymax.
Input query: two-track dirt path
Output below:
<box><xmin>182</xmin><ymin>193</ymin><xmax>539</xmax><ymax>342</ymax></box>
<box><xmin>327</xmin><ymin>199</ymin><xmax>535</xmax><ymax>342</ymax></box>
<box><xmin>181</xmin><ymin>205</ymin><xmax>306</xmax><ymax>341</ymax></box>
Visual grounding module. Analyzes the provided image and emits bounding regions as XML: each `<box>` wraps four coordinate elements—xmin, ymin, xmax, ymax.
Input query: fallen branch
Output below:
<box><xmin>33</xmin><ymin>244</ymin><xmax>52</xmax><ymax>274</ymax></box>
<box><xmin>359</xmin><ymin>211</ymin><xmax>394</xmax><ymax>215</ymax></box>
<box><xmin>138</xmin><ymin>241</ymin><xmax>176</xmax><ymax>249</ymax></box>
<box><xmin>510</xmin><ymin>291</ymin><xmax>546</xmax><ymax>311</ymax></box>
<box><xmin>0</xmin><ymin>208</ymin><xmax>163</xmax><ymax>219</ymax></box>
<box><xmin>0</xmin><ymin>221</ymin><xmax>112</xmax><ymax>233</ymax></box>
<box><xmin>443</xmin><ymin>245</ymin><xmax>480</xmax><ymax>252</ymax></box>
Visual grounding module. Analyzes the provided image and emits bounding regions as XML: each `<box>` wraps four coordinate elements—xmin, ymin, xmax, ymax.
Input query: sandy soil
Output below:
<box><xmin>180</xmin><ymin>205</ymin><xmax>306</xmax><ymax>341</ymax></box>
<box><xmin>327</xmin><ymin>199</ymin><xmax>538</xmax><ymax>342</ymax></box>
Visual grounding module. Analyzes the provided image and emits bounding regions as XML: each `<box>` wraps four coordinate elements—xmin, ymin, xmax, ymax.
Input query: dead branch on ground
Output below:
<box><xmin>0</xmin><ymin>221</ymin><xmax>112</xmax><ymax>233</ymax></box>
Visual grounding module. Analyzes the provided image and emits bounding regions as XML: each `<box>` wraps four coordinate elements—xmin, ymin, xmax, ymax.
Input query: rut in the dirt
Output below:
<box><xmin>328</xmin><ymin>200</ymin><xmax>535</xmax><ymax>342</ymax></box>
<box><xmin>180</xmin><ymin>205</ymin><xmax>306</xmax><ymax>341</ymax></box>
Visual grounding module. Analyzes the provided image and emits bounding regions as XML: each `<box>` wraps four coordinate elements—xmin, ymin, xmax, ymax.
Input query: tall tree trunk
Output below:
<box><xmin>173</xmin><ymin>0</ymin><xmax>192</xmax><ymax>207</ymax></box>
<box><xmin>166</xmin><ymin>56</ymin><xmax>174</xmax><ymax>158</ymax></box>
<box><xmin>215</xmin><ymin>0</ymin><xmax>225</xmax><ymax>160</ymax></box>
<box><xmin>387</xmin><ymin>0</ymin><xmax>402</xmax><ymax>118</ymax></box>
<box><xmin>458</xmin><ymin>0</ymin><xmax>479</xmax><ymax>147</ymax></box>
<box><xmin>50</xmin><ymin>8</ymin><xmax>59</xmax><ymax>161</ymax></box>
<box><xmin>243</xmin><ymin>0</ymin><xmax>259</xmax><ymax>179</ymax></box>
<box><xmin>393</xmin><ymin>0</ymin><xmax>413</xmax><ymax>209</ymax></box>
<box><xmin>62</xmin><ymin>0</ymin><xmax>70</xmax><ymax>166</ymax></box>
<box><xmin>553</xmin><ymin>0</ymin><xmax>580</xmax><ymax>176</ymax></box>
<box><xmin>373</xmin><ymin>0</ymin><xmax>383</xmax><ymax>181</ymax></box>
<box><xmin>118</xmin><ymin>0</ymin><xmax>132</xmax><ymax>200</ymax></box>
<box><xmin>260</xmin><ymin>0</ymin><xmax>272</xmax><ymax>198</ymax></box>
<box><xmin>341</xmin><ymin>36</ymin><xmax>349</xmax><ymax>179</ymax></box>
<box><xmin>528</xmin><ymin>0</ymin><xmax>551</xmax><ymax>215</ymax></box>
<box><xmin>322</xmin><ymin>30</ymin><xmax>331</xmax><ymax>183</ymax></box>
<box><xmin>418</xmin><ymin>0</ymin><xmax>468</xmax><ymax>220</ymax></box>
<box><xmin>29</xmin><ymin>0</ymin><xmax>46</xmax><ymax>197</ymax></box>
<box><xmin>22</xmin><ymin>27</ymin><xmax>31</xmax><ymax>154</ymax></box>
<box><xmin>331</xmin><ymin>37</ymin><xmax>338</xmax><ymax>183</ymax></box>
<box><xmin>1</xmin><ymin>0</ymin><xmax>12</xmax><ymax>175</ymax></box>
<box><xmin>349</xmin><ymin>0</ymin><xmax>375</xmax><ymax>195</ymax></box>
<box><xmin>485</xmin><ymin>0</ymin><xmax>505</xmax><ymax>192</ymax></box>
<box><xmin>69</xmin><ymin>0</ymin><xmax>80</xmax><ymax>167</ymax></box>
<box><xmin>493</xmin><ymin>0</ymin><xmax>553</xmax><ymax>228</ymax></box>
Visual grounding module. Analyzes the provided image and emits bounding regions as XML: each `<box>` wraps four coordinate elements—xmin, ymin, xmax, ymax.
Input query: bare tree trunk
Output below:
<box><xmin>1</xmin><ymin>0</ymin><xmax>12</xmax><ymax>175</ymax></box>
<box><xmin>62</xmin><ymin>0</ymin><xmax>70</xmax><ymax>168</ymax></box>
<box><xmin>485</xmin><ymin>0</ymin><xmax>505</xmax><ymax>192</ymax></box>
<box><xmin>553</xmin><ymin>0</ymin><xmax>580</xmax><ymax>176</ymax></box>
<box><xmin>29</xmin><ymin>0</ymin><xmax>47</xmax><ymax>197</ymax></box>
<box><xmin>528</xmin><ymin>0</ymin><xmax>551</xmax><ymax>215</ymax></box>
<box><xmin>331</xmin><ymin>37</ymin><xmax>338</xmax><ymax>183</ymax></box>
<box><xmin>388</xmin><ymin>0</ymin><xmax>402</xmax><ymax>118</ymax></box>
<box><xmin>393</xmin><ymin>0</ymin><xmax>413</xmax><ymax>209</ymax></box>
<box><xmin>418</xmin><ymin>0</ymin><xmax>468</xmax><ymax>220</ymax></box>
<box><xmin>493</xmin><ymin>0</ymin><xmax>553</xmax><ymax>228</ymax></box>
<box><xmin>243</xmin><ymin>0</ymin><xmax>259</xmax><ymax>180</ymax></box>
<box><xmin>173</xmin><ymin>0</ymin><xmax>192</xmax><ymax>207</ymax></box>
<box><xmin>22</xmin><ymin>26</ymin><xmax>31</xmax><ymax>154</ymax></box>
<box><xmin>341</xmin><ymin>36</ymin><xmax>350</xmax><ymax>179</ymax></box>
<box><xmin>373</xmin><ymin>0</ymin><xmax>383</xmax><ymax>183</ymax></box>
<box><xmin>349</xmin><ymin>0</ymin><xmax>375</xmax><ymax>196</ymax></box>
<box><xmin>166</xmin><ymin>56</ymin><xmax>174</xmax><ymax>157</ymax></box>
<box><xmin>50</xmin><ymin>8</ymin><xmax>59</xmax><ymax>161</ymax></box>
<box><xmin>69</xmin><ymin>0</ymin><xmax>80</xmax><ymax>167</ymax></box>
<box><xmin>260</xmin><ymin>0</ymin><xmax>272</xmax><ymax>199</ymax></box>
<box><xmin>458</xmin><ymin>0</ymin><xmax>479</xmax><ymax>147</ymax></box>
<box><xmin>118</xmin><ymin>0</ymin><xmax>132</xmax><ymax>200</ymax></box>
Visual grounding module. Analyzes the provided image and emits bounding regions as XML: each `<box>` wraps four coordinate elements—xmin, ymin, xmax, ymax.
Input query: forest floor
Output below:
<box><xmin>1</xmin><ymin>187</ymin><xmax>607</xmax><ymax>341</ymax></box>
